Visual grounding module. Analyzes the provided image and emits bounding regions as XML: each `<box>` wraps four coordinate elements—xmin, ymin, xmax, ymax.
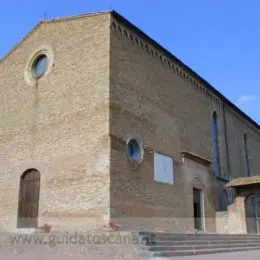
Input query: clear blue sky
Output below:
<box><xmin>1</xmin><ymin>0</ymin><xmax>259</xmax><ymax>124</ymax></box>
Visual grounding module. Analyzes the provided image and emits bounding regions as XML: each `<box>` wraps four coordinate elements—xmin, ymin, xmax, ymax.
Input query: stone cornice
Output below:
<box><xmin>180</xmin><ymin>151</ymin><xmax>212</xmax><ymax>166</ymax></box>
<box><xmin>226</xmin><ymin>176</ymin><xmax>260</xmax><ymax>187</ymax></box>
<box><xmin>110</xmin><ymin>11</ymin><xmax>260</xmax><ymax>135</ymax></box>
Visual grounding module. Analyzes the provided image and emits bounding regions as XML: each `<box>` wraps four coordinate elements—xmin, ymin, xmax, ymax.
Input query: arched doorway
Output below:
<box><xmin>246</xmin><ymin>195</ymin><xmax>260</xmax><ymax>234</ymax></box>
<box><xmin>17</xmin><ymin>169</ymin><xmax>40</xmax><ymax>228</ymax></box>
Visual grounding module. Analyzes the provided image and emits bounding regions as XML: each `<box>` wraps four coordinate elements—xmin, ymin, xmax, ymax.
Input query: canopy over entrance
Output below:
<box><xmin>225</xmin><ymin>176</ymin><xmax>260</xmax><ymax>234</ymax></box>
<box><xmin>226</xmin><ymin>176</ymin><xmax>260</xmax><ymax>188</ymax></box>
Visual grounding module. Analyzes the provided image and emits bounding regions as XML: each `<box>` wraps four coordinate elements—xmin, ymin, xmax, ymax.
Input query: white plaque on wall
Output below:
<box><xmin>154</xmin><ymin>152</ymin><xmax>174</xmax><ymax>184</ymax></box>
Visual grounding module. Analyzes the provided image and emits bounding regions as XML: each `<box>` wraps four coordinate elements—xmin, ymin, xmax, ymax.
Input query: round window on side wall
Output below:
<box><xmin>126</xmin><ymin>138</ymin><xmax>143</xmax><ymax>162</ymax></box>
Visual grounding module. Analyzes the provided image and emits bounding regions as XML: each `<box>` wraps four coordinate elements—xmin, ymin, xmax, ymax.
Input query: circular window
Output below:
<box><xmin>32</xmin><ymin>54</ymin><xmax>48</xmax><ymax>79</ymax></box>
<box><xmin>126</xmin><ymin>138</ymin><xmax>143</xmax><ymax>161</ymax></box>
<box><xmin>24</xmin><ymin>45</ymin><xmax>54</xmax><ymax>85</ymax></box>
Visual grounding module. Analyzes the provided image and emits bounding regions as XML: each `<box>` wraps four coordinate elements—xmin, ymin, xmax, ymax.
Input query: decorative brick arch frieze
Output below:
<box><xmin>110</xmin><ymin>19</ymin><xmax>260</xmax><ymax>136</ymax></box>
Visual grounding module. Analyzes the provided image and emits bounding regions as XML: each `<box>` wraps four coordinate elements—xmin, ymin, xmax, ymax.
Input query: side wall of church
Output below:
<box><xmin>109</xmin><ymin>14</ymin><xmax>260</xmax><ymax>232</ymax></box>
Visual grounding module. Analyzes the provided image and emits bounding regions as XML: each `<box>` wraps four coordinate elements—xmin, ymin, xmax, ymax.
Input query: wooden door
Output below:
<box><xmin>17</xmin><ymin>169</ymin><xmax>40</xmax><ymax>228</ymax></box>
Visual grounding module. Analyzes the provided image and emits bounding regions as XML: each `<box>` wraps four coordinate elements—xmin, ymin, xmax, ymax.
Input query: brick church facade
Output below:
<box><xmin>0</xmin><ymin>11</ymin><xmax>260</xmax><ymax>234</ymax></box>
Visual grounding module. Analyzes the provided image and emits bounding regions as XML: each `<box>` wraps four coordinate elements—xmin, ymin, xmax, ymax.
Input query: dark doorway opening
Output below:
<box><xmin>193</xmin><ymin>188</ymin><xmax>204</xmax><ymax>231</ymax></box>
<box><xmin>17</xmin><ymin>169</ymin><xmax>40</xmax><ymax>228</ymax></box>
<box><xmin>246</xmin><ymin>195</ymin><xmax>260</xmax><ymax>234</ymax></box>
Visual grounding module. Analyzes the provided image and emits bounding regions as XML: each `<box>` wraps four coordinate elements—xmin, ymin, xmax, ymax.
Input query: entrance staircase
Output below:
<box><xmin>2</xmin><ymin>231</ymin><xmax>260</xmax><ymax>258</ymax></box>
<box><xmin>133</xmin><ymin>232</ymin><xmax>260</xmax><ymax>258</ymax></box>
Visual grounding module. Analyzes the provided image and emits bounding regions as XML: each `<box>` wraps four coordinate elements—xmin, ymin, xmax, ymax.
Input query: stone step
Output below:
<box><xmin>143</xmin><ymin>239</ymin><xmax>260</xmax><ymax>246</ymax></box>
<box><xmin>144</xmin><ymin>242</ymin><xmax>260</xmax><ymax>252</ymax></box>
<box><xmin>140</xmin><ymin>238</ymin><xmax>260</xmax><ymax>245</ymax></box>
<box><xmin>138</xmin><ymin>231</ymin><xmax>260</xmax><ymax>236</ymax></box>
<box><xmin>138</xmin><ymin>234</ymin><xmax>260</xmax><ymax>242</ymax></box>
<box><xmin>135</xmin><ymin>232</ymin><xmax>260</xmax><ymax>258</ymax></box>
<box><xmin>137</xmin><ymin>231</ymin><xmax>260</xmax><ymax>239</ymax></box>
<box><xmin>150</xmin><ymin>246</ymin><xmax>260</xmax><ymax>258</ymax></box>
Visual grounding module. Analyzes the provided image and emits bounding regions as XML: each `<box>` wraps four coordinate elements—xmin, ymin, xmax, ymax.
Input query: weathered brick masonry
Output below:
<box><xmin>0</xmin><ymin>11</ymin><xmax>259</xmax><ymax>233</ymax></box>
<box><xmin>109</xmin><ymin>12</ymin><xmax>260</xmax><ymax>232</ymax></box>
<box><xmin>0</xmin><ymin>13</ymin><xmax>111</xmax><ymax>231</ymax></box>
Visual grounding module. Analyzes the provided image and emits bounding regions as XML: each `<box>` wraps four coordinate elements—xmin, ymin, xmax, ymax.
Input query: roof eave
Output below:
<box><xmin>110</xmin><ymin>10</ymin><xmax>260</xmax><ymax>131</ymax></box>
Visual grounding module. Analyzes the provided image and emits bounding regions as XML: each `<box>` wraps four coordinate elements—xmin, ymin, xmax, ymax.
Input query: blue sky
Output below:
<box><xmin>1</xmin><ymin>0</ymin><xmax>259</xmax><ymax>123</ymax></box>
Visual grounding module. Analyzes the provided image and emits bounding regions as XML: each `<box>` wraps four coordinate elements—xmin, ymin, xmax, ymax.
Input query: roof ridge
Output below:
<box><xmin>43</xmin><ymin>10</ymin><xmax>112</xmax><ymax>23</ymax></box>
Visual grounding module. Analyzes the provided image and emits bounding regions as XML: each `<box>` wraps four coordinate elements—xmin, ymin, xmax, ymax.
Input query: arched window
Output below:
<box><xmin>17</xmin><ymin>169</ymin><xmax>40</xmax><ymax>228</ymax></box>
<box><xmin>212</xmin><ymin>112</ymin><xmax>221</xmax><ymax>177</ymax></box>
<box><xmin>244</xmin><ymin>133</ymin><xmax>250</xmax><ymax>177</ymax></box>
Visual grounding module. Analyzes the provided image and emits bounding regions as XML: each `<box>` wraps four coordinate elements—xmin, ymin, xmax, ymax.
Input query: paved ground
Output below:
<box><xmin>1</xmin><ymin>232</ymin><xmax>260</xmax><ymax>259</ymax></box>
<box><xmin>0</xmin><ymin>248</ymin><xmax>259</xmax><ymax>259</ymax></box>
<box><xmin>0</xmin><ymin>245</ymin><xmax>138</xmax><ymax>259</ymax></box>
<box><xmin>172</xmin><ymin>250</ymin><xmax>260</xmax><ymax>260</ymax></box>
